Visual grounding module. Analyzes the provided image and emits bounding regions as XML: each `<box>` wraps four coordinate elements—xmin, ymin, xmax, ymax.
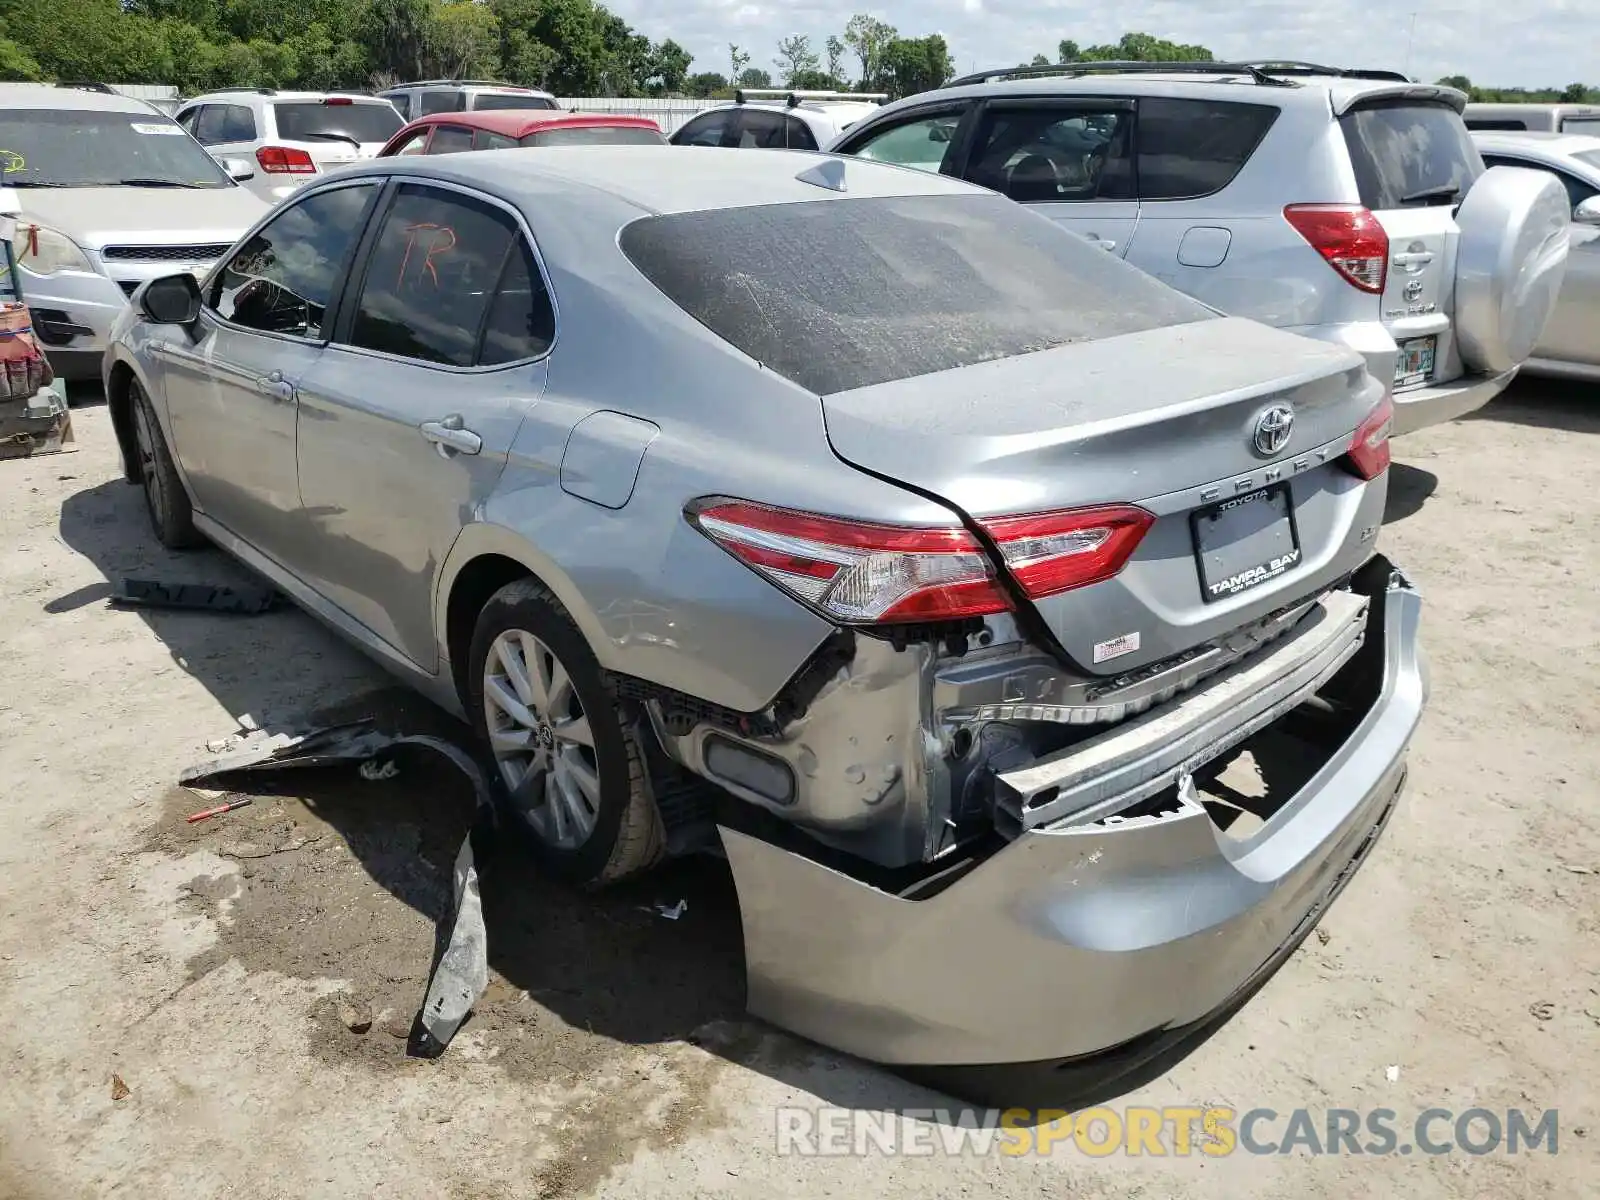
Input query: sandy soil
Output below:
<box><xmin>1</xmin><ymin>380</ymin><xmax>1596</xmax><ymax>1198</ymax></box>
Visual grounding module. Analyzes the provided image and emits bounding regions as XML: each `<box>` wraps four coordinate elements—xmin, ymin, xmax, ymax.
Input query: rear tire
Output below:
<box><xmin>129</xmin><ymin>379</ymin><xmax>202</xmax><ymax>550</ymax></box>
<box><xmin>467</xmin><ymin>578</ymin><xmax>665</xmax><ymax>888</ymax></box>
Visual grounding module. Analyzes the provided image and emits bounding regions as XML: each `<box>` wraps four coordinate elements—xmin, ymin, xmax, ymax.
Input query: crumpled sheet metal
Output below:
<box><xmin>180</xmin><ymin>721</ymin><xmax>498</xmax><ymax>1056</ymax></box>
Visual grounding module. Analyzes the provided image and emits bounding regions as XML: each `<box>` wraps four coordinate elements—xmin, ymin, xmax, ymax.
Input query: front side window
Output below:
<box><xmin>426</xmin><ymin>125</ymin><xmax>475</xmax><ymax>155</ymax></box>
<box><xmin>847</xmin><ymin>110</ymin><xmax>965</xmax><ymax>174</ymax></box>
<box><xmin>209</xmin><ymin>184</ymin><xmax>375</xmax><ymax>337</ymax></box>
<box><xmin>1340</xmin><ymin>101</ymin><xmax>1484</xmax><ymax>209</ymax></box>
<box><xmin>0</xmin><ymin>108</ymin><xmax>234</xmax><ymax>188</ymax></box>
<box><xmin>672</xmin><ymin>112</ymin><xmax>732</xmax><ymax>147</ymax></box>
<box><xmin>347</xmin><ymin>184</ymin><xmax>523</xmax><ymax>367</ymax></box>
<box><xmin>965</xmin><ymin>106</ymin><xmax>1135</xmax><ymax>203</ymax></box>
<box><xmin>1136</xmin><ymin>98</ymin><xmax>1278</xmax><ymax>201</ymax></box>
<box><xmin>387</xmin><ymin>128</ymin><xmax>430</xmax><ymax>157</ymax></box>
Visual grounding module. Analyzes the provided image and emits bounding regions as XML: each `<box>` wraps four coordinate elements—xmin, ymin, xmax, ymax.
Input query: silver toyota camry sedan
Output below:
<box><xmin>103</xmin><ymin>146</ymin><xmax>1426</xmax><ymax>1089</ymax></box>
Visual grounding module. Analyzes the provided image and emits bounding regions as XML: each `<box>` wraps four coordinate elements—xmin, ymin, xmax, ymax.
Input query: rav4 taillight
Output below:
<box><xmin>1346</xmin><ymin>395</ymin><xmax>1394</xmax><ymax>480</ymax></box>
<box><xmin>255</xmin><ymin>146</ymin><xmax>317</xmax><ymax>175</ymax></box>
<box><xmin>690</xmin><ymin>500</ymin><xmax>1153</xmax><ymax>625</ymax></box>
<box><xmin>1283</xmin><ymin>204</ymin><xmax>1389</xmax><ymax>293</ymax></box>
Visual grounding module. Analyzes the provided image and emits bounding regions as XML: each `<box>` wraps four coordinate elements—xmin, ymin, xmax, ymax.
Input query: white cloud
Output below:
<box><xmin>604</xmin><ymin>0</ymin><xmax>1598</xmax><ymax>89</ymax></box>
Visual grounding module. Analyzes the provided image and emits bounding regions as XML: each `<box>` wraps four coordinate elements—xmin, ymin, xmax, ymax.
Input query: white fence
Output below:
<box><xmin>556</xmin><ymin>97</ymin><xmax>709</xmax><ymax>135</ymax></box>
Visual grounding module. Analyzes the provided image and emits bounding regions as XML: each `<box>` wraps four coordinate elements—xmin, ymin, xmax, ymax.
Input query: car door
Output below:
<box><xmin>959</xmin><ymin>98</ymin><xmax>1139</xmax><ymax>257</ymax></box>
<box><xmin>1482</xmin><ymin>152</ymin><xmax>1600</xmax><ymax>365</ymax></box>
<box><xmin>193</xmin><ymin>103</ymin><xmax>258</xmax><ymax>161</ymax></box>
<box><xmin>293</xmin><ymin>180</ymin><xmax>554</xmax><ymax>670</ymax></box>
<box><xmin>159</xmin><ymin>180</ymin><xmax>380</xmax><ymax>563</ymax></box>
<box><xmin>670</xmin><ymin>110</ymin><xmax>736</xmax><ymax>147</ymax></box>
<box><xmin>832</xmin><ymin>102</ymin><xmax>973</xmax><ymax>174</ymax></box>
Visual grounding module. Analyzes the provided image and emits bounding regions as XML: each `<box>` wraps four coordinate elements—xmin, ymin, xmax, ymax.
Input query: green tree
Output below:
<box><xmin>686</xmin><ymin>70</ymin><xmax>727</xmax><ymax>98</ymax></box>
<box><xmin>879</xmin><ymin>33</ymin><xmax>951</xmax><ymax>98</ymax></box>
<box><xmin>1029</xmin><ymin>53</ymin><xmax>1049</xmax><ymax>66</ymax></box>
<box><xmin>729</xmin><ymin>42</ymin><xmax>749</xmax><ymax>83</ymax></box>
<box><xmin>843</xmin><ymin>13</ymin><xmax>895</xmax><ymax>89</ymax></box>
<box><xmin>8</xmin><ymin>0</ymin><xmax>171</xmax><ymax>82</ymax></box>
<box><xmin>646</xmin><ymin>37</ymin><xmax>690</xmax><ymax>94</ymax></box>
<box><xmin>361</xmin><ymin>0</ymin><xmax>431</xmax><ymax>79</ymax></box>
<box><xmin>0</xmin><ymin>35</ymin><xmax>41</xmax><ymax>81</ymax></box>
<box><xmin>1436</xmin><ymin>74</ymin><xmax>1472</xmax><ymax>92</ymax></box>
<box><xmin>737</xmin><ymin>65</ymin><xmax>771</xmax><ymax>89</ymax></box>
<box><xmin>825</xmin><ymin>33</ymin><xmax>845</xmax><ymax>81</ymax></box>
<box><xmin>427</xmin><ymin>1</ymin><xmax>500</xmax><ymax>79</ymax></box>
<box><xmin>1061</xmin><ymin>31</ymin><xmax>1213</xmax><ymax>63</ymax></box>
<box><xmin>788</xmin><ymin>67</ymin><xmax>843</xmax><ymax>91</ymax></box>
<box><xmin>774</xmin><ymin>33</ymin><xmax>819</xmax><ymax>84</ymax></box>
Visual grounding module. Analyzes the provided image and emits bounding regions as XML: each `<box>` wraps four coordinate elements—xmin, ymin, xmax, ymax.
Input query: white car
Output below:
<box><xmin>176</xmin><ymin>89</ymin><xmax>405</xmax><ymax>203</ymax></box>
<box><xmin>1473</xmin><ymin>131</ymin><xmax>1600</xmax><ymax>381</ymax></box>
<box><xmin>378</xmin><ymin>80</ymin><xmax>560</xmax><ymax>123</ymax></box>
<box><xmin>669</xmin><ymin>90</ymin><xmax>887</xmax><ymax>151</ymax></box>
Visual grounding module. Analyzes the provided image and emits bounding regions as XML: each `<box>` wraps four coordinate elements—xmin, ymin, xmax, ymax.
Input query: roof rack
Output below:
<box><xmin>389</xmin><ymin>79</ymin><xmax>534</xmax><ymax>90</ymax></box>
<box><xmin>205</xmin><ymin>86</ymin><xmax>277</xmax><ymax>95</ymax></box>
<box><xmin>735</xmin><ymin>88</ymin><xmax>888</xmax><ymax>107</ymax></box>
<box><xmin>943</xmin><ymin>61</ymin><xmax>1297</xmax><ymax>89</ymax></box>
<box><xmin>1237</xmin><ymin>60</ymin><xmax>1413</xmax><ymax>82</ymax></box>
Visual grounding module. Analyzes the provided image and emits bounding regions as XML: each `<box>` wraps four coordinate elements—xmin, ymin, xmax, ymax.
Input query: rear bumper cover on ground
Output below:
<box><xmin>721</xmin><ymin>560</ymin><xmax>1424</xmax><ymax>1074</ymax></box>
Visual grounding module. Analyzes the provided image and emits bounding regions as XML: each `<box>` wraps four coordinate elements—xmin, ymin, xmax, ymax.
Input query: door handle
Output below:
<box><xmin>421</xmin><ymin>414</ymin><xmax>482</xmax><ymax>457</ymax></box>
<box><xmin>1392</xmin><ymin>250</ymin><xmax>1434</xmax><ymax>267</ymax></box>
<box><xmin>1085</xmin><ymin>233</ymin><xmax>1117</xmax><ymax>251</ymax></box>
<box><xmin>254</xmin><ymin>371</ymin><xmax>296</xmax><ymax>404</ymax></box>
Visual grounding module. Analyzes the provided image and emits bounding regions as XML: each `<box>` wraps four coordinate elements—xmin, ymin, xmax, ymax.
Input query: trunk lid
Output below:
<box><xmin>821</xmin><ymin>317</ymin><xmax>1387</xmax><ymax>674</ymax></box>
<box><xmin>268</xmin><ymin>99</ymin><xmax>402</xmax><ymax>173</ymax></box>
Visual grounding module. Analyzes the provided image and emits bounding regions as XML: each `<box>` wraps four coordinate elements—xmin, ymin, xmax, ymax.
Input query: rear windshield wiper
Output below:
<box><xmin>298</xmin><ymin>133</ymin><xmax>363</xmax><ymax>148</ymax></box>
<box><xmin>2</xmin><ymin>180</ymin><xmax>82</xmax><ymax>187</ymax></box>
<box><xmin>1400</xmin><ymin>183</ymin><xmax>1461</xmax><ymax>205</ymax></box>
<box><xmin>116</xmin><ymin>178</ymin><xmax>208</xmax><ymax>188</ymax></box>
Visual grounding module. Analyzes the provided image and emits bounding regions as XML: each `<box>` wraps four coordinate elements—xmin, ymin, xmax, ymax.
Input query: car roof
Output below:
<box><xmin>341</xmin><ymin>144</ymin><xmax>981</xmax><ymax>215</ymax></box>
<box><xmin>912</xmin><ymin>70</ymin><xmax>1465</xmax><ymax>117</ymax></box>
<box><xmin>1466</xmin><ymin>102</ymin><xmax>1600</xmax><ymax>114</ymax></box>
<box><xmin>1472</xmin><ymin>130</ymin><xmax>1600</xmax><ymax>155</ymax></box>
<box><xmin>0</xmin><ymin>84</ymin><xmax>159</xmax><ymax>114</ymax></box>
<box><xmin>403</xmin><ymin>110</ymin><xmax>660</xmax><ymax>137</ymax></box>
<box><xmin>384</xmin><ymin>81</ymin><xmax>553</xmax><ymax>95</ymax></box>
<box><xmin>185</xmin><ymin>90</ymin><xmax>389</xmax><ymax>104</ymax></box>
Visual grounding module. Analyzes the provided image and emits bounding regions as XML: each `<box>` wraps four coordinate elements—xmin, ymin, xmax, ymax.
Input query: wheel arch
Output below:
<box><xmin>436</xmin><ymin>523</ymin><xmax>616</xmax><ymax>712</ymax></box>
<box><xmin>103</xmin><ymin>353</ymin><xmax>142</xmax><ymax>484</ymax></box>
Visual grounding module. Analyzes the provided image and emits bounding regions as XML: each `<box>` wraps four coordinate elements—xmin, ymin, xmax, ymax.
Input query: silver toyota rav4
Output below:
<box><xmin>106</xmin><ymin>147</ymin><xmax>1425</xmax><ymax>1090</ymax></box>
<box><xmin>830</xmin><ymin>60</ymin><xmax>1572</xmax><ymax>435</ymax></box>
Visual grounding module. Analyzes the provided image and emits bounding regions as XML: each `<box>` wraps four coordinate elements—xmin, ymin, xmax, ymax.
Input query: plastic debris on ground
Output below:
<box><xmin>641</xmin><ymin>899</ymin><xmax>689</xmax><ymax>921</ymax></box>
<box><xmin>111</xmin><ymin>579</ymin><xmax>283</xmax><ymax>615</ymax></box>
<box><xmin>359</xmin><ymin>759</ymin><xmax>401</xmax><ymax>782</ymax></box>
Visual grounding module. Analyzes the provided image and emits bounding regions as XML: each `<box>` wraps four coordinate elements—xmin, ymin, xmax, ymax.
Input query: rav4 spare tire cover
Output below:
<box><xmin>1453</xmin><ymin>166</ymin><xmax>1571</xmax><ymax>374</ymax></box>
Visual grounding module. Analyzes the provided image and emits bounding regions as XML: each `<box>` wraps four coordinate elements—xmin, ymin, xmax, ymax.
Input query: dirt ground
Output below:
<box><xmin>1</xmin><ymin>380</ymin><xmax>1596</xmax><ymax>1199</ymax></box>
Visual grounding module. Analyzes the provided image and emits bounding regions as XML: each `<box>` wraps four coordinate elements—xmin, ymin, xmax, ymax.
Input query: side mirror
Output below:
<box><xmin>214</xmin><ymin>155</ymin><xmax>256</xmax><ymax>182</ymax></box>
<box><xmin>1574</xmin><ymin>196</ymin><xmax>1600</xmax><ymax>226</ymax></box>
<box><xmin>139</xmin><ymin>273</ymin><xmax>203</xmax><ymax>326</ymax></box>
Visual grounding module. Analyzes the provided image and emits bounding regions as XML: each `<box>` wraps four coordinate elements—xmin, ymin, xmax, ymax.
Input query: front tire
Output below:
<box><xmin>129</xmin><ymin>379</ymin><xmax>202</xmax><ymax>550</ymax></box>
<box><xmin>467</xmin><ymin>578</ymin><xmax>665</xmax><ymax>887</ymax></box>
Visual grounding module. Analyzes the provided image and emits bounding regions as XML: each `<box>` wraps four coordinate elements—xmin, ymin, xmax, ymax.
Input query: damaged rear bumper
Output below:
<box><xmin>720</xmin><ymin>559</ymin><xmax>1424</xmax><ymax>1072</ymax></box>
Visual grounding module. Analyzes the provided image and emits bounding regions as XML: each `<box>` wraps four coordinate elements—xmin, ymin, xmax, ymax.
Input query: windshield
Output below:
<box><xmin>620</xmin><ymin>194</ymin><xmax>1215</xmax><ymax>395</ymax></box>
<box><xmin>0</xmin><ymin>109</ymin><xmax>231</xmax><ymax>188</ymax></box>
<box><xmin>522</xmin><ymin>126</ymin><xmax>665</xmax><ymax>147</ymax></box>
<box><xmin>472</xmin><ymin>93</ymin><xmax>559</xmax><ymax>112</ymax></box>
<box><xmin>1561</xmin><ymin>118</ymin><xmax>1600</xmax><ymax>136</ymax></box>
<box><xmin>1340</xmin><ymin>101</ymin><xmax>1483</xmax><ymax>209</ymax></box>
<box><xmin>272</xmin><ymin>101</ymin><xmax>402</xmax><ymax>145</ymax></box>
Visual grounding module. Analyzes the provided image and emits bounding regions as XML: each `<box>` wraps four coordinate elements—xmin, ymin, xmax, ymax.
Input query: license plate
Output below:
<box><xmin>1394</xmin><ymin>335</ymin><xmax>1436</xmax><ymax>389</ymax></box>
<box><xmin>1192</xmin><ymin>486</ymin><xmax>1301</xmax><ymax>603</ymax></box>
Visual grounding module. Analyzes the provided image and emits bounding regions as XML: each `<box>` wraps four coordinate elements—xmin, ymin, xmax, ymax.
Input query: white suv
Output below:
<box><xmin>831</xmin><ymin>61</ymin><xmax>1573</xmax><ymax>434</ymax></box>
<box><xmin>176</xmin><ymin>90</ymin><xmax>405</xmax><ymax>203</ymax></box>
<box><xmin>670</xmin><ymin>90</ymin><xmax>887</xmax><ymax>151</ymax></box>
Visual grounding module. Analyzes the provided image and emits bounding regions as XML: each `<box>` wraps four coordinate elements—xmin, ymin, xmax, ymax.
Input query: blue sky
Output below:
<box><xmin>605</xmin><ymin>0</ymin><xmax>1598</xmax><ymax>89</ymax></box>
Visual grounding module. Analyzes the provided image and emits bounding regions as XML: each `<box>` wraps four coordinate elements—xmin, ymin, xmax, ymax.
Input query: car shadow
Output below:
<box><xmin>1471</xmin><ymin>375</ymin><xmax>1599</xmax><ymax>434</ymax></box>
<box><xmin>56</xmin><ymin>474</ymin><xmax>1260</xmax><ymax>1122</ymax></box>
<box><xmin>1383</xmin><ymin>462</ymin><xmax>1438</xmax><ymax>525</ymax></box>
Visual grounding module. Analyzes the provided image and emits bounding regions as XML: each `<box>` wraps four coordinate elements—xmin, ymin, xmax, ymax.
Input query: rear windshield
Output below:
<box><xmin>473</xmin><ymin>93</ymin><xmax>559</xmax><ymax>112</ymax></box>
<box><xmin>273</xmin><ymin>101</ymin><xmax>402</xmax><ymax>145</ymax></box>
<box><xmin>522</xmin><ymin>126</ymin><xmax>665</xmax><ymax>147</ymax></box>
<box><xmin>1340</xmin><ymin>101</ymin><xmax>1484</xmax><ymax>209</ymax></box>
<box><xmin>619</xmin><ymin>194</ymin><xmax>1216</xmax><ymax>395</ymax></box>
<box><xmin>1562</xmin><ymin>118</ymin><xmax>1600</xmax><ymax>136</ymax></box>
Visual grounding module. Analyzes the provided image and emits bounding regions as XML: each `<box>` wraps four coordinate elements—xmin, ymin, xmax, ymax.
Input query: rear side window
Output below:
<box><xmin>348</xmin><ymin>184</ymin><xmax>521</xmax><ymax>367</ymax></box>
<box><xmin>476</xmin><ymin>129</ymin><xmax>519</xmax><ymax>151</ymax></box>
<box><xmin>272</xmin><ymin>101</ymin><xmax>401</xmax><ymax>146</ymax></box>
<box><xmin>619</xmin><ymin>194</ymin><xmax>1215</xmax><ymax>395</ymax></box>
<box><xmin>1562</xmin><ymin>118</ymin><xmax>1600</xmax><ymax>135</ymax></box>
<box><xmin>1136</xmin><ymin>98</ymin><xmax>1278</xmax><ymax>201</ymax></box>
<box><xmin>1482</xmin><ymin>155</ymin><xmax>1600</xmax><ymax>210</ymax></box>
<box><xmin>421</xmin><ymin>90</ymin><xmax>463</xmax><ymax>116</ymax></box>
<box><xmin>1340</xmin><ymin>102</ymin><xmax>1484</xmax><ymax>209</ymax></box>
<box><xmin>472</xmin><ymin>93</ymin><xmax>559</xmax><ymax>112</ymax></box>
<box><xmin>522</xmin><ymin>125</ymin><xmax>666</xmax><ymax>147</ymax></box>
<box><xmin>1465</xmin><ymin>119</ymin><xmax>1532</xmax><ymax>131</ymax></box>
<box><xmin>194</xmin><ymin>104</ymin><xmax>255</xmax><ymax>145</ymax></box>
<box><xmin>479</xmin><ymin>240</ymin><xmax>556</xmax><ymax>364</ymax></box>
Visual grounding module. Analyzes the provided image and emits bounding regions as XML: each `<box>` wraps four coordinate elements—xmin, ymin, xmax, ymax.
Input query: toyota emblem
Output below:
<box><xmin>1252</xmin><ymin>404</ymin><xmax>1295</xmax><ymax>457</ymax></box>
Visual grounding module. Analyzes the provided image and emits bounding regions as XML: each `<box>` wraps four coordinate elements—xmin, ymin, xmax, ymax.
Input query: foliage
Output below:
<box><xmin>878</xmin><ymin>33</ymin><xmax>952</xmax><ymax>98</ymax></box>
<box><xmin>773</xmin><ymin>34</ymin><xmax>818</xmax><ymax>84</ymax></box>
<box><xmin>1057</xmin><ymin>32</ymin><xmax>1214</xmax><ymax>63</ymax></box>
<box><xmin>1438</xmin><ymin>74</ymin><xmax>1600</xmax><ymax>104</ymax></box>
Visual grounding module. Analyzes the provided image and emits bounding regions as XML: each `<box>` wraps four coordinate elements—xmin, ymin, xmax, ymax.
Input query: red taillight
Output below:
<box><xmin>323</xmin><ymin>97</ymin><xmax>353</xmax><ymax>106</ymax></box>
<box><xmin>1283</xmin><ymin>204</ymin><xmax>1389</xmax><ymax>293</ymax></box>
<box><xmin>690</xmin><ymin>500</ymin><xmax>1153</xmax><ymax>625</ymax></box>
<box><xmin>978</xmin><ymin>506</ymin><xmax>1155</xmax><ymax>598</ymax></box>
<box><xmin>1346</xmin><ymin>395</ymin><xmax>1394</xmax><ymax>480</ymax></box>
<box><xmin>255</xmin><ymin>146</ymin><xmax>317</xmax><ymax>174</ymax></box>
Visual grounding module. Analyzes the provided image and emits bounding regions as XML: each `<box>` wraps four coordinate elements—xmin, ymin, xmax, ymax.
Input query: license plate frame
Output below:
<box><xmin>1191</xmin><ymin>485</ymin><xmax>1302</xmax><ymax>604</ymax></box>
<box><xmin>1394</xmin><ymin>335</ymin><xmax>1437</xmax><ymax>390</ymax></box>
